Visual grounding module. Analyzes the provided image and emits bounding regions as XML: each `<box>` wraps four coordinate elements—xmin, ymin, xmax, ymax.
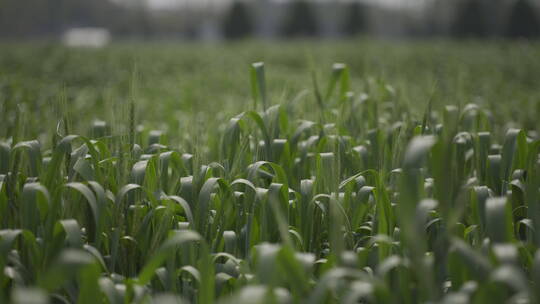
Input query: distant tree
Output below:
<box><xmin>452</xmin><ymin>0</ymin><xmax>488</xmax><ymax>38</ymax></box>
<box><xmin>506</xmin><ymin>0</ymin><xmax>540</xmax><ymax>39</ymax></box>
<box><xmin>223</xmin><ymin>1</ymin><xmax>253</xmax><ymax>40</ymax></box>
<box><xmin>281</xmin><ymin>0</ymin><xmax>318</xmax><ymax>37</ymax></box>
<box><xmin>342</xmin><ymin>2</ymin><xmax>367</xmax><ymax>37</ymax></box>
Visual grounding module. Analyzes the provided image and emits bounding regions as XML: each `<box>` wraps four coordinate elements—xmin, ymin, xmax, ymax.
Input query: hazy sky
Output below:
<box><xmin>146</xmin><ymin>0</ymin><xmax>427</xmax><ymax>10</ymax></box>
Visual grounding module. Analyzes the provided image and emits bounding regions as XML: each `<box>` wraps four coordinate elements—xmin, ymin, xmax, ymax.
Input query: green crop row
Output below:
<box><xmin>1</xmin><ymin>62</ymin><xmax>539</xmax><ymax>303</ymax></box>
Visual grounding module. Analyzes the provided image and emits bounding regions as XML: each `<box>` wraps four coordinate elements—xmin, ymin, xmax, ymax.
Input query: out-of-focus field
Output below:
<box><xmin>1</xmin><ymin>40</ymin><xmax>539</xmax><ymax>146</ymax></box>
<box><xmin>3</xmin><ymin>40</ymin><xmax>540</xmax><ymax>303</ymax></box>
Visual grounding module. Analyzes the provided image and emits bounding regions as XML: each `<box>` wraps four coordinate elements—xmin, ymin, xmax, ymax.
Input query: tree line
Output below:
<box><xmin>224</xmin><ymin>0</ymin><xmax>540</xmax><ymax>40</ymax></box>
<box><xmin>0</xmin><ymin>0</ymin><xmax>539</xmax><ymax>40</ymax></box>
<box><xmin>223</xmin><ymin>1</ymin><xmax>366</xmax><ymax>39</ymax></box>
<box><xmin>449</xmin><ymin>0</ymin><xmax>540</xmax><ymax>38</ymax></box>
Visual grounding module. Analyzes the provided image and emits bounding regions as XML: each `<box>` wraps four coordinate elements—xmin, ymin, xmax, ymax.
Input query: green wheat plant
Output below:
<box><xmin>1</xmin><ymin>56</ymin><xmax>540</xmax><ymax>303</ymax></box>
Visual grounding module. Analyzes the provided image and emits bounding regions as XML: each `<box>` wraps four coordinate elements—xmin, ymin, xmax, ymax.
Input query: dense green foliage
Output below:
<box><xmin>2</xmin><ymin>41</ymin><xmax>540</xmax><ymax>144</ymax></box>
<box><xmin>1</xmin><ymin>41</ymin><xmax>540</xmax><ymax>303</ymax></box>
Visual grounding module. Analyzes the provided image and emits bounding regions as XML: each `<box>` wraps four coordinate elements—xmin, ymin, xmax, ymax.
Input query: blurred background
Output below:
<box><xmin>1</xmin><ymin>0</ymin><xmax>540</xmax><ymax>144</ymax></box>
<box><xmin>0</xmin><ymin>0</ymin><xmax>539</xmax><ymax>42</ymax></box>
